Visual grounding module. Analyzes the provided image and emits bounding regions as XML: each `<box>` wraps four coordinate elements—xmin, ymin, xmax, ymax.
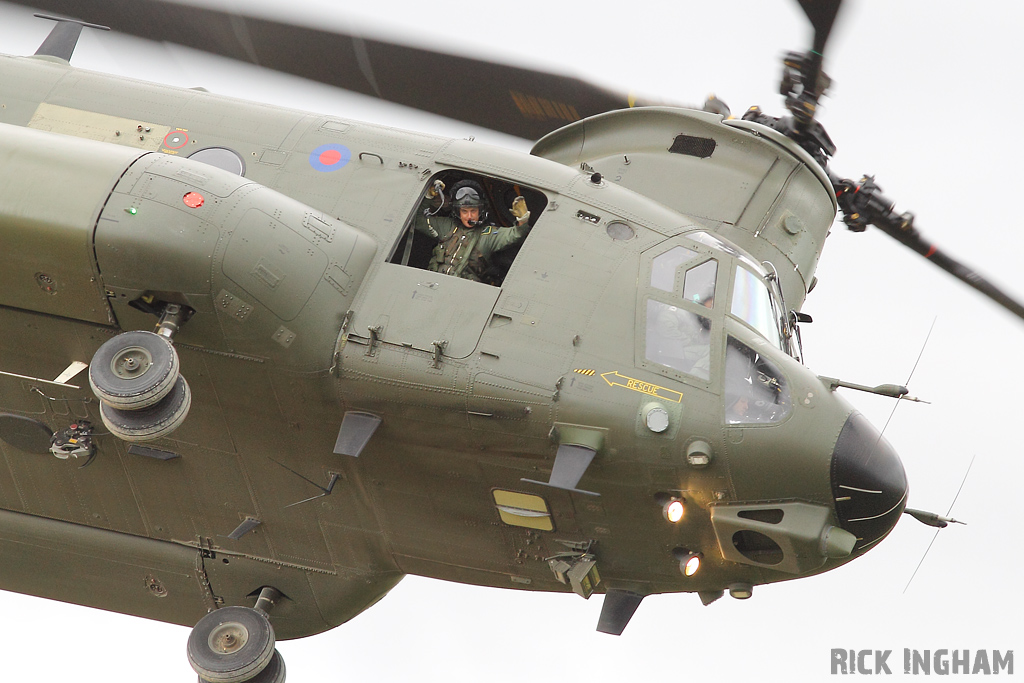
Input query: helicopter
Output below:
<box><xmin>0</xmin><ymin>1</ymin><xmax>1019</xmax><ymax>683</ymax></box>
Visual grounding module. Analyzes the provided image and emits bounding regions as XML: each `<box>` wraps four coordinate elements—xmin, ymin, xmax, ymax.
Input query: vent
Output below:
<box><xmin>738</xmin><ymin>508</ymin><xmax>785</xmax><ymax>524</ymax></box>
<box><xmin>669</xmin><ymin>134</ymin><xmax>716</xmax><ymax>158</ymax></box>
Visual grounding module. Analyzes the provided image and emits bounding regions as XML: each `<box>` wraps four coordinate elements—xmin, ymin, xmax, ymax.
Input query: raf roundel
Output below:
<box><xmin>309</xmin><ymin>143</ymin><xmax>351</xmax><ymax>172</ymax></box>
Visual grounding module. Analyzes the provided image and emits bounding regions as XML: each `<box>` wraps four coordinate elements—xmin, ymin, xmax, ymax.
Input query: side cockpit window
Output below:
<box><xmin>683</xmin><ymin>259</ymin><xmax>718</xmax><ymax>307</ymax></box>
<box><xmin>724</xmin><ymin>337</ymin><xmax>791</xmax><ymax>424</ymax></box>
<box><xmin>390</xmin><ymin>172</ymin><xmax>547</xmax><ymax>287</ymax></box>
<box><xmin>651</xmin><ymin>246</ymin><xmax>697</xmax><ymax>292</ymax></box>
<box><xmin>643</xmin><ymin>245</ymin><xmax>719</xmax><ymax>382</ymax></box>
<box><xmin>646</xmin><ymin>300</ymin><xmax>712</xmax><ymax>380</ymax></box>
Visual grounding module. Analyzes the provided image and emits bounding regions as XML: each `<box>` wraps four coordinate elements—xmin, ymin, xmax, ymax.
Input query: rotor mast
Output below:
<box><xmin>761</xmin><ymin>0</ymin><xmax>1024</xmax><ymax>323</ymax></box>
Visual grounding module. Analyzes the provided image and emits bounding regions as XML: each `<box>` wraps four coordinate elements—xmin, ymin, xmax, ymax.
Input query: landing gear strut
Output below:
<box><xmin>188</xmin><ymin>588</ymin><xmax>286</xmax><ymax>683</ymax></box>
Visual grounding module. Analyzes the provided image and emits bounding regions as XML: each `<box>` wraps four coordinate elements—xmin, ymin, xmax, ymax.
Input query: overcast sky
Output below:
<box><xmin>0</xmin><ymin>1</ymin><xmax>1020</xmax><ymax>681</ymax></box>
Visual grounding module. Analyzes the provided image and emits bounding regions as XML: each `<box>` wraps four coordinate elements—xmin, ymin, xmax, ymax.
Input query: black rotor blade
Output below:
<box><xmin>780</xmin><ymin>0</ymin><xmax>844</xmax><ymax>145</ymax></box>
<box><xmin>794</xmin><ymin>0</ymin><xmax>843</xmax><ymax>55</ymax></box>
<box><xmin>875</xmin><ymin>225</ymin><xmax>1024</xmax><ymax>322</ymax></box>
<box><xmin>833</xmin><ymin>174</ymin><xmax>1024</xmax><ymax>322</ymax></box>
<box><xmin>8</xmin><ymin>0</ymin><xmax>648</xmax><ymax>140</ymax></box>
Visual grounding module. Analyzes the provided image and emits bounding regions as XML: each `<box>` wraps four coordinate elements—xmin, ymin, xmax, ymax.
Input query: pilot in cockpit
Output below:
<box><xmin>649</xmin><ymin>287</ymin><xmax>715</xmax><ymax>380</ymax></box>
<box><xmin>412</xmin><ymin>179</ymin><xmax>531</xmax><ymax>283</ymax></box>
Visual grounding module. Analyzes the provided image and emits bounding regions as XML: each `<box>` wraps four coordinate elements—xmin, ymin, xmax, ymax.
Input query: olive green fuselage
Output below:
<box><xmin>0</xmin><ymin>53</ymin><xmax>892</xmax><ymax>638</ymax></box>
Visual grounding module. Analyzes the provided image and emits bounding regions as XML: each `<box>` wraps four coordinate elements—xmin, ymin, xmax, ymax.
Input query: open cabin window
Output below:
<box><xmin>389</xmin><ymin>171</ymin><xmax>547</xmax><ymax>287</ymax></box>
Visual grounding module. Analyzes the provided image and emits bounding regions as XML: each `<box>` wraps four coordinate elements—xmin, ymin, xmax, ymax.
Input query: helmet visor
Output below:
<box><xmin>453</xmin><ymin>186</ymin><xmax>485</xmax><ymax>208</ymax></box>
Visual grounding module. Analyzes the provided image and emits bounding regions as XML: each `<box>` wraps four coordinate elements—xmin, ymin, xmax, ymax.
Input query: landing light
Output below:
<box><xmin>672</xmin><ymin>547</ymin><xmax>702</xmax><ymax>577</ymax></box>
<box><xmin>665</xmin><ymin>499</ymin><xmax>684</xmax><ymax>523</ymax></box>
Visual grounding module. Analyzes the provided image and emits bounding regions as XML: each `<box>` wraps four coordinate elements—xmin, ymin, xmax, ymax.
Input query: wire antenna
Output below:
<box><xmin>903</xmin><ymin>454</ymin><xmax>975</xmax><ymax>594</ymax></box>
<box><xmin>879</xmin><ymin>317</ymin><xmax>936</xmax><ymax>439</ymax></box>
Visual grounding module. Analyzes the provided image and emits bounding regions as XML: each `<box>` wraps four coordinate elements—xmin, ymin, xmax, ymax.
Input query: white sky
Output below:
<box><xmin>0</xmin><ymin>0</ymin><xmax>1020</xmax><ymax>680</ymax></box>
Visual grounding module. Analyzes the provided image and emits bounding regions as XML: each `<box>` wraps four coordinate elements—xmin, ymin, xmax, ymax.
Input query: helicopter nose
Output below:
<box><xmin>831</xmin><ymin>412</ymin><xmax>908</xmax><ymax>553</ymax></box>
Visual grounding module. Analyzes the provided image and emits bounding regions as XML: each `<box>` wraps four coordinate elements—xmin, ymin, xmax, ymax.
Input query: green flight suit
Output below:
<box><xmin>413</xmin><ymin>203</ymin><xmax>528</xmax><ymax>282</ymax></box>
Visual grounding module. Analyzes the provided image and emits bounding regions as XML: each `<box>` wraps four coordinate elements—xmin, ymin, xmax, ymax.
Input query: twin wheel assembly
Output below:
<box><xmin>89</xmin><ymin>329</ymin><xmax>191</xmax><ymax>442</ymax></box>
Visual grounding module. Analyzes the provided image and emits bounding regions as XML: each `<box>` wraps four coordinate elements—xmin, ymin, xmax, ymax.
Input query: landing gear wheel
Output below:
<box><xmin>89</xmin><ymin>331</ymin><xmax>180</xmax><ymax>409</ymax></box>
<box><xmin>200</xmin><ymin>649</ymin><xmax>286</xmax><ymax>683</ymax></box>
<box><xmin>188</xmin><ymin>607</ymin><xmax>276</xmax><ymax>683</ymax></box>
<box><xmin>99</xmin><ymin>376</ymin><xmax>191</xmax><ymax>442</ymax></box>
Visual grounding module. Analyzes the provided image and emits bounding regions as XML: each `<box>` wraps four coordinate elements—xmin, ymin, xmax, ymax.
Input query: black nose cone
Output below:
<box><xmin>831</xmin><ymin>412</ymin><xmax>908</xmax><ymax>553</ymax></box>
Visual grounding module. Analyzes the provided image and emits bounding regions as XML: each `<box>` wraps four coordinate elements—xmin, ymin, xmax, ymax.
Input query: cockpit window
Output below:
<box><xmin>731</xmin><ymin>267</ymin><xmax>782</xmax><ymax>349</ymax></box>
<box><xmin>645</xmin><ymin>300</ymin><xmax>711</xmax><ymax>380</ymax></box>
<box><xmin>689</xmin><ymin>231</ymin><xmax>763</xmax><ymax>273</ymax></box>
<box><xmin>683</xmin><ymin>260</ymin><xmax>717</xmax><ymax>307</ymax></box>
<box><xmin>642</xmin><ymin>241</ymin><xmax>721</xmax><ymax>382</ymax></box>
<box><xmin>390</xmin><ymin>172</ymin><xmax>547</xmax><ymax>286</ymax></box>
<box><xmin>724</xmin><ymin>337</ymin><xmax>791</xmax><ymax>424</ymax></box>
<box><xmin>650</xmin><ymin>246</ymin><xmax>697</xmax><ymax>292</ymax></box>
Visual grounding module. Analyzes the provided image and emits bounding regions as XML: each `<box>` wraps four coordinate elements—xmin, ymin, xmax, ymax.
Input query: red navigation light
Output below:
<box><xmin>183</xmin><ymin>192</ymin><xmax>204</xmax><ymax>208</ymax></box>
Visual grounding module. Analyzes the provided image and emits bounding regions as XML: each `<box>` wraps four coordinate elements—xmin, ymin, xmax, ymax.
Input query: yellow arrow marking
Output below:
<box><xmin>600</xmin><ymin>371</ymin><xmax>682</xmax><ymax>403</ymax></box>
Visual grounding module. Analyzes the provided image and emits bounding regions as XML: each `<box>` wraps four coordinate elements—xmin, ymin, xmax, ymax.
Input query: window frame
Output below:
<box><xmin>387</xmin><ymin>170</ymin><xmax>549</xmax><ymax>288</ymax></box>
<box><xmin>637</xmin><ymin>237</ymin><xmax>725</xmax><ymax>389</ymax></box>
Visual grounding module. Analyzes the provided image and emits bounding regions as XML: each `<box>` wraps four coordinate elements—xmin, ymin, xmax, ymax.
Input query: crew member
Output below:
<box><xmin>413</xmin><ymin>179</ymin><xmax>530</xmax><ymax>283</ymax></box>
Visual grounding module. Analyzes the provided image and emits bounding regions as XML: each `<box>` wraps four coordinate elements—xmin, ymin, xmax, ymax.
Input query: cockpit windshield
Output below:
<box><xmin>731</xmin><ymin>267</ymin><xmax>782</xmax><ymax>349</ymax></box>
<box><xmin>689</xmin><ymin>231</ymin><xmax>762</xmax><ymax>274</ymax></box>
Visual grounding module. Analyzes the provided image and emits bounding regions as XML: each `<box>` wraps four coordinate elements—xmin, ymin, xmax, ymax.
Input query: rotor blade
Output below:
<box><xmin>794</xmin><ymin>0</ymin><xmax>843</xmax><ymax>55</ymax></box>
<box><xmin>9</xmin><ymin>0</ymin><xmax>651</xmax><ymax>140</ymax></box>
<box><xmin>833</xmin><ymin>174</ymin><xmax>1024</xmax><ymax>322</ymax></box>
<box><xmin>779</xmin><ymin>0</ymin><xmax>844</xmax><ymax>144</ymax></box>
<box><xmin>874</xmin><ymin>221</ymin><xmax>1024</xmax><ymax>321</ymax></box>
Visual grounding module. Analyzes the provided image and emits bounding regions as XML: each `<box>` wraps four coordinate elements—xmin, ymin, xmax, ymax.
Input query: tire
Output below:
<box><xmin>99</xmin><ymin>376</ymin><xmax>191</xmax><ymax>442</ymax></box>
<box><xmin>249</xmin><ymin>650</ymin><xmax>286</xmax><ymax>683</ymax></box>
<box><xmin>199</xmin><ymin>650</ymin><xmax>286</xmax><ymax>683</ymax></box>
<box><xmin>90</xmin><ymin>331</ymin><xmax>180</xmax><ymax>410</ymax></box>
<box><xmin>199</xmin><ymin>649</ymin><xmax>286</xmax><ymax>683</ymax></box>
<box><xmin>188</xmin><ymin>607</ymin><xmax>276</xmax><ymax>683</ymax></box>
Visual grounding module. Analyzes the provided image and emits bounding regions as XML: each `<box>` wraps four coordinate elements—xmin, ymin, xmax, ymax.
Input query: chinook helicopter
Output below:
<box><xmin>0</xmin><ymin>1</ymin><xmax>1019</xmax><ymax>683</ymax></box>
